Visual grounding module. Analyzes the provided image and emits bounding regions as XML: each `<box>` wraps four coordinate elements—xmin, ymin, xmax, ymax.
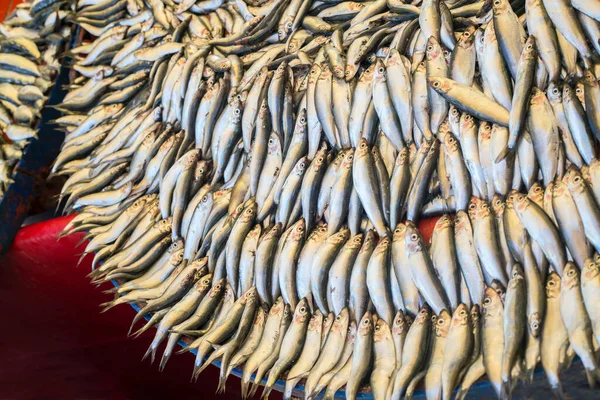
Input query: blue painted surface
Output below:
<box><xmin>0</xmin><ymin>31</ymin><xmax>76</xmax><ymax>255</ymax></box>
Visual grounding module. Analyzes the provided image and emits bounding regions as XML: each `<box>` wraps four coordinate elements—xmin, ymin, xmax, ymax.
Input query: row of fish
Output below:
<box><xmin>46</xmin><ymin>0</ymin><xmax>600</xmax><ymax>398</ymax></box>
<box><xmin>0</xmin><ymin>0</ymin><xmax>73</xmax><ymax>198</ymax></box>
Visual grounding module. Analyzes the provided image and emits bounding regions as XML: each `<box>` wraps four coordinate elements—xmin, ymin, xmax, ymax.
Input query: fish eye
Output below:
<box><xmin>347</xmin><ymin>154</ymin><xmax>354</xmax><ymax>161</ymax></box>
<box><xmin>410</xmin><ymin>233</ymin><xmax>418</xmax><ymax>241</ymax></box>
<box><xmin>286</xmin><ymin>22</ymin><xmax>292</xmax><ymax>29</ymax></box>
<box><xmin>574</xmin><ymin>176</ymin><xmax>581</xmax><ymax>183</ymax></box>
<box><xmin>532</xmin><ymin>322</ymin><xmax>539</xmax><ymax>329</ymax></box>
<box><xmin>363</xmin><ymin>319</ymin><xmax>369</xmax><ymax>325</ymax></box>
<box><xmin>553</xmin><ymin>88</ymin><xmax>559</xmax><ymax>95</ymax></box>
<box><xmin>336</xmin><ymin>315</ymin><xmax>341</xmax><ymax>321</ymax></box>
<box><xmin>375</xmin><ymin>325</ymin><xmax>381</xmax><ymax>331</ymax></box>
<box><xmin>568</xmin><ymin>269</ymin><xmax>575</xmax><ymax>276</ymax></box>
<box><xmin>433</xmin><ymin>81</ymin><xmax>441</xmax><ymax>88</ymax></box>
<box><xmin>464</xmin><ymin>32</ymin><xmax>470</xmax><ymax>37</ymax></box>
<box><xmin>469</xmin><ymin>203</ymin><xmax>476</xmax><ymax>210</ymax></box>
<box><xmin>548</xmin><ymin>280</ymin><xmax>555</xmax><ymax>286</ymax></box>
<box><xmin>437</xmin><ymin>318</ymin><xmax>444</xmax><ymax>325</ymax></box>
<box><xmin>268</xmin><ymin>138</ymin><xmax>274</xmax><ymax>145</ymax></box>
<box><xmin>300</xmin><ymin>116</ymin><xmax>306</xmax><ymax>124</ymax></box>
<box><xmin>427</xmin><ymin>45</ymin><xmax>433</xmax><ymax>52</ymax></box>
<box><xmin>234</xmin><ymin>109</ymin><xmax>241</xmax><ymax>115</ymax></box>
<box><xmin>378</xmin><ymin>67</ymin><xmax>384</xmax><ymax>74</ymax></box>
<box><xmin>459</xmin><ymin>310</ymin><xmax>467</xmax><ymax>316</ymax></box>
<box><xmin>494</xmin><ymin>0</ymin><xmax>500</xmax><ymax>4</ymax></box>
<box><xmin>484</xmin><ymin>297</ymin><xmax>491</xmax><ymax>305</ymax></box>
<box><xmin>300</xmin><ymin>306</ymin><xmax>306</xmax><ymax>313</ymax></box>
<box><xmin>527</xmin><ymin>44</ymin><xmax>532</xmax><ymax>50</ymax></box>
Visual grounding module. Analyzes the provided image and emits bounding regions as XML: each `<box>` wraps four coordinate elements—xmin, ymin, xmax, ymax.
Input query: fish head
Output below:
<box><xmin>196</xmin><ymin>272</ymin><xmax>212</xmax><ymax>291</ymax></box>
<box><xmin>294</xmin><ymin>298</ymin><xmax>310</xmax><ymax>323</ymax></box>
<box><xmin>449</xmin><ymin>106</ymin><xmax>460</xmax><ymax>126</ymax></box>
<box><xmin>562</xmin><ymin>262</ymin><xmax>580</xmax><ymax>289</ymax></box>
<box><xmin>452</xmin><ymin>303</ymin><xmax>470</xmax><ymax>327</ymax></box>
<box><xmin>395</xmin><ymin>147</ymin><xmax>409</xmax><ymax>168</ymax></box>
<box><xmin>564</xmin><ymin>166</ymin><xmax>587</xmax><ymax>196</ymax></box>
<box><xmin>374</xmin><ymin>318</ymin><xmax>391</xmax><ymax>342</ymax></box>
<box><xmin>458</xmin><ymin>25</ymin><xmax>477</xmax><ymax>48</ymax></box>
<box><xmin>482</xmin><ymin>286</ymin><xmax>502</xmax><ymax>318</ymax></box>
<box><xmin>427</xmin><ymin>76</ymin><xmax>450</xmax><ymax>93</ymax></box>
<box><xmin>453</xmin><ymin>210</ymin><xmax>470</xmax><ymax>234</ymax></box>
<box><xmin>360</xmin><ymin>230</ymin><xmax>377</xmax><ymax>253</ymax></box>
<box><xmin>478</xmin><ymin>121</ymin><xmax>492</xmax><ymax>140</ymax></box>
<box><xmin>270</xmin><ymin>296</ymin><xmax>284</xmax><ymax>315</ymax></box>
<box><xmin>355</xmin><ymin>62</ymin><xmax>374</xmax><ymax>84</ymax></box>
<box><xmin>528</xmin><ymin>312</ymin><xmax>542</xmax><ymax>338</ymax></box>
<box><xmin>583</xmin><ymin>70</ymin><xmax>598</xmax><ymax>88</ymax></box>
<box><xmin>290</xmin><ymin>219</ymin><xmax>306</xmax><ymax>241</ymax></box>
<box><xmin>308</xmin><ymin>63</ymin><xmax>322</xmax><ymax>84</ymax></box>
<box><xmin>467</xmin><ymin>196</ymin><xmax>488</xmax><ymax>220</ymax></box>
<box><xmin>157</xmin><ymin>217</ymin><xmax>173</xmax><ymax>233</ymax></box>
<box><xmin>340</xmin><ymin>150</ymin><xmax>354</xmax><ymax>169</ymax></box>
<box><xmin>545</xmin><ymin>272</ymin><xmax>561</xmax><ymax>299</ymax></box>
<box><xmin>436</xmin><ymin>310</ymin><xmax>451</xmax><ymax>337</ymax></box>
<box><xmin>308</xmin><ymin>309</ymin><xmax>324</xmax><ymax>331</ymax></box>
<box><xmin>278</xmin><ymin>17</ymin><xmax>294</xmax><ymax>41</ymax></box>
<box><xmin>582</xmin><ymin>258</ymin><xmax>600</xmax><ymax>282</ymax></box>
<box><xmin>491</xmin><ymin>195</ymin><xmax>505</xmax><ymax>216</ymax></box>
<box><xmin>527</xmin><ymin>182</ymin><xmax>544</xmax><ymax>205</ymax></box>
<box><xmin>513</xmin><ymin>193</ymin><xmax>530</xmax><ymax>214</ymax></box>
<box><xmin>492</xmin><ymin>0</ymin><xmax>510</xmax><ymax>13</ymax></box>
<box><xmin>346</xmin><ymin>234</ymin><xmax>364</xmax><ymax>250</ymax></box>
<box><xmin>552</xmin><ymin>180</ymin><xmax>569</xmax><ymax>199</ymax></box>
<box><xmin>392</xmin><ymin>310</ymin><xmax>408</xmax><ymax>335</ymax></box>
<box><xmin>434</xmin><ymin>214</ymin><xmax>452</xmax><ymax>231</ymax></box>
<box><xmin>267</xmin><ymin>132</ymin><xmax>282</xmax><ymax>155</ymax></box>
<box><xmin>415</xmin><ymin>304</ymin><xmax>431</xmax><ymax>325</ymax></box>
<box><xmin>508</xmin><ymin>263</ymin><xmax>525</xmax><ymax>288</ymax></box>
<box><xmin>392</xmin><ymin>223</ymin><xmax>407</xmax><ymax>242</ymax></box>
<box><xmin>547</xmin><ymin>82</ymin><xmax>562</xmax><ymax>104</ymax></box>
<box><xmin>240</xmin><ymin>202</ymin><xmax>258</xmax><ymax>223</ymax></box>
<box><xmin>442</xmin><ymin>130</ymin><xmax>459</xmax><ymax>154</ymax></box>
<box><xmin>425</xmin><ymin>36</ymin><xmax>443</xmax><ymax>62</ymax></box>
<box><xmin>331</xmin><ymin>308</ymin><xmax>350</xmax><ymax>332</ymax></box>
<box><xmin>373</xmin><ymin>58</ymin><xmax>386</xmax><ymax>83</ymax></box>
<box><xmin>209</xmin><ymin>278</ymin><xmax>226</xmax><ymax>298</ymax></box>
<box><xmin>405</xmin><ymin>222</ymin><xmax>425</xmax><ymax>253</ymax></box>
<box><xmin>595</xmin><ymin>253</ymin><xmax>600</xmax><ymax>265</ymax></box>
<box><xmin>319</xmin><ymin>62</ymin><xmax>332</xmax><ymax>80</ymax></box>
<box><xmin>581</xmin><ymin>165</ymin><xmax>591</xmax><ymax>184</ymax></box>
<box><xmin>356</xmin><ymin>138</ymin><xmax>371</xmax><ymax>158</ymax></box>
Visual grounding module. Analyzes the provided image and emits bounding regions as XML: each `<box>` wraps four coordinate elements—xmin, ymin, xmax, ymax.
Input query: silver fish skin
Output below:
<box><xmin>371</xmin><ymin>318</ymin><xmax>396</xmax><ymax>400</ymax></box>
<box><xmin>459</xmin><ymin>113</ymin><xmax>487</xmax><ymax>200</ymax></box>
<box><xmin>501</xmin><ymin>264</ymin><xmax>527</xmax><ymax>392</ymax></box>
<box><xmin>372</xmin><ymin>58</ymin><xmax>405</xmax><ymax>151</ymax></box>
<box><xmin>353</xmin><ymin>139</ymin><xmax>388</xmax><ymax>235</ymax></box>
<box><xmin>327</xmin><ymin>234</ymin><xmax>363</xmax><ymax>316</ymax></box>
<box><xmin>442</xmin><ymin>304</ymin><xmax>473</xmax><ymax>400</ymax></box>
<box><xmin>345</xmin><ymin>311</ymin><xmax>374</xmax><ymax>400</ymax></box>
<box><xmin>440</xmin><ymin>124</ymin><xmax>471</xmax><ymax>211</ymax></box>
<box><xmin>552</xmin><ymin>179</ymin><xmax>592</xmax><ymax>268</ymax></box>
<box><xmin>562</xmin><ymin>83</ymin><xmax>595</xmax><ymax>165</ymax></box>
<box><xmin>541</xmin><ymin>272</ymin><xmax>569</xmax><ymax>397</ymax></box>
<box><xmin>311</xmin><ymin>228</ymin><xmax>350</xmax><ymax>315</ymax></box>
<box><xmin>581</xmin><ymin>258</ymin><xmax>600</xmax><ymax>347</ymax></box>
<box><xmin>430</xmin><ymin>215</ymin><xmax>461</xmax><ymax>310</ymax></box>
<box><xmin>481</xmin><ymin>22</ymin><xmax>513</xmax><ymax>111</ymax></box>
<box><xmin>542</xmin><ymin>0</ymin><xmax>592</xmax><ymax>58</ymax></box>
<box><xmin>349</xmin><ymin>230</ymin><xmax>376</xmax><ymax>323</ymax></box>
<box><xmin>301</xmin><ymin>149</ymin><xmax>328</xmax><ymax>233</ymax></box>
<box><xmin>405</xmin><ymin>221</ymin><xmax>450</xmax><ymax>315</ymax></box>
<box><xmin>428</xmin><ymin>76</ymin><xmax>509</xmax><ymax>126</ymax></box>
<box><xmin>454</xmin><ymin>211</ymin><xmax>486</xmax><ymax>305</ymax></box>
<box><xmin>386</xmin><ymin>50</ymin><xmax>413</xmax><ymax>145</ymax></box>
<box><xmin>296</xmin><ymin>222</ymin><xmax>328</xmax><ymax>308</ymax></box>
<box><xmin>366</xmin><ymin>237</ymin><xmax>395</xmax><ymax>326</ymax></box>
<box><xmin>468</xmin><ymin>197</ymin><xmax>508</xmax><ymax>286</ymax></box>
<box><xmin>425</xmin><ymin>36</ymin><xmax>449</xmax><ymax>136</ymax></box>
<box><xmin>424</xmin><ymin>310</ymin><xmax>450</xmax><ymax>400</ymax></box>
<box><xmin>527</xmin><ymin>87</ymin><xmax>560</xmax><ymax>186</ymax></box>
<box><xmin>405</xmin><ymin>139</ymin><xmax>440</xmax><ymax>224</ymax></box>
<box><xmin>506</xmin><ymin>36</ymin><xmax>537</xmax><ymax>156</ymax></box>
<box><xmin>560</xmin><ymin>262</ymin><xmax>600</xmax><ymax>383</ymax></box>
<box><xmin>565</xmin><ymin>167</ymin><xmax>600</xmax><ymax>255</ymax></box>
<box><xmin>389</xmin><ymin>305</ymin><xmax>431</xmax><ymax>400</ymax></box>
<box><xmin>491</xmin><ymin>196</ymin><xmax>515</xmax><ymax>278</ymax></box>
<box><xmin>392</xmin><ymin>224</ymin><xmax>420</xmax><ymax>317</ymax></box>
<box><xmin>547</xmin><ymin>82</ymin><xmax>585</xmax><ymax>168</ymax></box>
<box><xmin>303</xmin><ymin>308</ymin><xmax>350</xmax><ymax>399</ymax></box>
<box><xmin>492</xmin><ymin>0</ymin><xmax>525</xmax><ymax>79</ymax></box>
<box><xmin>389</xmin><ymin>148</ymin><xmax>411</xmax><ymax>229</ymax></box>
<box><xmin>482</xmin><ymin>286</ymin><xmax>506</xmax><ymax>398</ymax></box>
<box><xmin>525</xmin><ymin>0</ymin><xmax>561</xmax><ymax>83</ymax></box>
<box><xmin>450</xmin><ymin>25</ymin><xmax>477</xmax><ymax>86</ymax></box>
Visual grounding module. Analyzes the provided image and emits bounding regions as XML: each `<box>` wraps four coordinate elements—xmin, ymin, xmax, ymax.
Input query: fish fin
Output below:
<box><xmin>494</xmin><ymin>145</ymin><xmax>513</xmax><ymax>164</ymax></box>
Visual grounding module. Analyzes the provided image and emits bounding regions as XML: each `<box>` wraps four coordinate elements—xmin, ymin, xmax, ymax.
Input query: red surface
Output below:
<box><xmin>0</xmin><ymin>215</ymin><xmax>437</xmax><ymax>399</ymax></box>
<box><xmin>0</xmin><ymin>216</ymin><xmax>268</xmax><ymax>400</ymax></box>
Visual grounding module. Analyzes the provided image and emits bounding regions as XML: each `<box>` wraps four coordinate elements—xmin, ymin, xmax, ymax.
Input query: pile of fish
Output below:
<box><xmin>51</xmin><ymin>0</ymin><xmax>600</xmax><ymax>398</ymax></box>
<box><xmin>0</xmin><ymin>0</ymin><xmax>74</xmax><ymax>199</ymax></box>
